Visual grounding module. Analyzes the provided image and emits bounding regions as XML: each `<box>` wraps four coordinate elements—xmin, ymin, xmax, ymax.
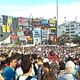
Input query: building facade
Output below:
<box><xmin>58</xmin><ymin>21</ymin><xmax>80</xmax><ymax>40</ymax></box>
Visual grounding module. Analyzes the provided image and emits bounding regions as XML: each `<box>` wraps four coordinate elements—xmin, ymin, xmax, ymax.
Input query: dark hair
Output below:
<box><xmin>41</xmin><ymin>72</ymin><xmax>57</xmax><ymax>80</ymax></box>
<box><xmin>7</xmin><ymin>55</ymin><xmax>18</xmax><ymax>65</ymax></box>
<box><xmin>0</xmin><ymin>63</ymin><xmax>4</xmax><ymax>70</ymax></box>
<box><xmin>59</xmin><ymin>61</ymin><xmax>65</xmax><ymax>70</ymax></box>
<box><xmin>21</xmin><ymin>59</ymin><xmax>32</xmax><ymax>74</ymax></box>
<box><xmin>43</xmin><ymin>62</ymin><xmax>50</xmax><ymax>69</ymax></box>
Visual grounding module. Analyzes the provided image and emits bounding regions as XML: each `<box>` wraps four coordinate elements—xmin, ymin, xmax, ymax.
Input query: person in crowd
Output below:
<box><xmin>50</xmin><ymin>62</ymin><xmax>59</xmax><ymax>77</ymax></box>
<box><xmin>3</xmin><ymin>55</ymin><xmax>18</xmax><ymax>80</ymax></box>
<box><xmin>58</xmin><ymin>60</ymin><xmax>65</xmax><ymax>78</ymax></box>
<box><xmin>58</xmin><ymin>60</ymin><xmax>77</xmax><ymax>80</ymax></box>
<box><xmin>41</xmin><ymin>72</ymin><xmax>56</xmax><ymax>80</ymax></box>
<box><xmin>0</xmin><ymin>63</ymin><xmax>5</xmax><ymax>80</ymax></box>
<box><xmin>37</xmin><ymin>57</ymin><xmax>43</xmax><ymax>80</ymax></box>
<box><xmin>17</xmin><ymin>57</ymin><xmax>37</xmax><ymax>80</ymax></box>
<box><xmin>15</xmin><ymin>54</ymin><xmax>23</xmax><ymax>79</ymax></box>
<box><xmin>41</xmin><ymin>62</ymin><xmax>57</xmax><ymax>80</ymax></box>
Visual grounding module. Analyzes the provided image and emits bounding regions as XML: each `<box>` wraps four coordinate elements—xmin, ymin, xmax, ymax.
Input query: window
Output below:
<box><xmin>71</xmin><ymin>28</ymin><xmax>74</xmax><ymax>30</ymax></box>
<box><xmin>66</xmin><ymin>29</ymin><xmax>69</xmax><ymax>31</ymax></box>
<box><xmin>66</xmin><ymin>26</ymin><xmax>69</xmax><ymax>27</ymax></box>
<box><xmin>71</xmin><ymin>31</ymin><xmax>75</xmax><ymax>33</ymax></box>
<box><xmin>71</xmin><ymin>25</ymin><xmax>74</xmax><ymax>27</ymax></box>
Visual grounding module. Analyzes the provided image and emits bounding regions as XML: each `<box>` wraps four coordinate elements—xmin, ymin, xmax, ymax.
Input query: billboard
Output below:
<box><xmin>48</xmin><ymin>27</ymin><xmax>57</xmax><ymax>30</ymax></box>
<box><xmin>17</xmin><ymin>31</ymin><xmax>24</xmax><ymax>37</ymax></box>
<box><xmin>6</xmin><ymin>25</ymin><xmax>11</xmax><ymax>32</ymax></box>
<box><xmin>49</xmin><ymin>34</ymin><xmax>57</xmax><ymax>42</ymax></box>
<box><xmin>32</xmin><ymin>18</ymin><xmax>41</xmax><ymax>26</ymax></box>
<box><xmin>49</xmin><ymin>19</ymin><xmax>57</xmax><ymax>24</ymax></box>
<box><xmin>7</xmin><ymin>16</ymin><xmax>12</xmax><ymax>32</ymax></box>
<box><xmin>10</xmin><ymin>34</ymin><xmax>19</xmax><ymax>40</ymax></box>
<box><xmin>41</xmin><ymin>29</ymin><xmax>48</xmax><ymax>42</ymax></box>
<box><xmin>17</xmin><ymin>31</ymin><xmax>26</xmax><ymax>41</ymax></box>
<box><xmin>33</xmin><ymin>28</ymin><xmax>41</xmax><ymax>38</ymax></box>
<box><xmin>22</xmin><ymin>18</ymin><xmax>29</xmax><ymax>26</ymax></box>
<box><xmin>41</xmin><ymin>29</ymin><xmax>48</xmax><ymax>38</ymax></box>
<box><xmin>7</xmin><ymin>16</ymin><xmax>12</xmax><ymax>25</ymax></box>
<box><xmin>24</xmin><ymin>28</ymin><xmax>32</xmax><ymax>36</ymax></box>
<box><xmin>18</xmin><ymin>17</ymin><xmax>23</xmax><ymax>25</ymax></box>
<box><xmin>41</xmin><ymin>19</ymin><xmax>49</xmax><ymax>25</ymax></box>
<box><xmin>32</xmin><ymin>18</ymin><xmax>40</xmax><ymax>22</ymax></box>
<box><xmin>2</xmin><ymin>25</ymin><xmax>7</xmax><ymax>32</ymax></box>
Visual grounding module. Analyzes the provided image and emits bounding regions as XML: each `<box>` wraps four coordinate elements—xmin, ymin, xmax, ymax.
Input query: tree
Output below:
<box><xmin>72</xmin><ymin>35</ymin><xmax>80</xmax><ymax>44</ymax></box>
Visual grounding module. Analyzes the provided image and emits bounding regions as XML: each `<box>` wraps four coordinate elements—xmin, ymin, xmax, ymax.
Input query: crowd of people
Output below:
<box><xmin>0</xmin><ymin>45</ymin><xmax>80</xmax><ymax>80</ymax></box>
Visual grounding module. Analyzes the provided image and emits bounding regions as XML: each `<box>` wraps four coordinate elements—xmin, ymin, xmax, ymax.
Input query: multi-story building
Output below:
<box><xmin>0</xmin><ymin>15</ymin><xmax>58</xmax><ymax>45</ymax></box>
<box><xmin>58</xmin><ymin>21</ymin><xmax>80</xmax><ymax>40</ymax></box>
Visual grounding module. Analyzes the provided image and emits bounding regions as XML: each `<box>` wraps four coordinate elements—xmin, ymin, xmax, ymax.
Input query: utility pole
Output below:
<box><xmin>56</xmin><ymin>0</ymin><xmax>58</xmax><ymax>41</ymax></box>
<box><xmin>56</xmin><ymin>0</ymin><xmax>58</xmax><ymax>25</ymax></box>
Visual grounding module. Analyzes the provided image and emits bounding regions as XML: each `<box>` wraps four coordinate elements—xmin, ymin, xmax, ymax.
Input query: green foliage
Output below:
<box><xmin>57</xmin><ymin>39</ymin><xmax>66</xmax><ymax>45</ymax></box>
<box><xmin>73</xmin><ymin>35</ymin><xmax>80</xmax><ymax>44</ymax></box>
<box><xmin>15</xmin><ymin>40</ymin><xmax>21</xmax><ymax>45</ymax></box>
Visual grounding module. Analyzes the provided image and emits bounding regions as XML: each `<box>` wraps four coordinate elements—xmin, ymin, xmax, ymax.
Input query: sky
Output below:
<box><xmin>0</xmin><ymin>0</ymin><xmax>80</xmax><ymax>25</ymax></box>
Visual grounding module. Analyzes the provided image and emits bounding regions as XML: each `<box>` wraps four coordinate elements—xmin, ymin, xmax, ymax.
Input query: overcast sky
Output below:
<box><xmin>0</xmin><ymin>0</ymin><xmax>80</xmax><ymax>25</ymax></box>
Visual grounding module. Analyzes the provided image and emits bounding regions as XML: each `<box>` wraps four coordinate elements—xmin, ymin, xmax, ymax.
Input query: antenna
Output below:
<box><xmin>75</xmin><ymin>16</ymin><xmax>77</xmax><ymax>22</ymax></box>
<box><xmin>64</xmin><ymin>16</ymin><xmax>66</xmax><ymax>23</ymax></box>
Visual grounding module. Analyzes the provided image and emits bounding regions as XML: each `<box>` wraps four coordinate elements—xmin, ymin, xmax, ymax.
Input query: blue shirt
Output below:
<box><xmin>3</xmin><ymin>67</ymin><xmax>16</xmax><ymax>80</ymax></box>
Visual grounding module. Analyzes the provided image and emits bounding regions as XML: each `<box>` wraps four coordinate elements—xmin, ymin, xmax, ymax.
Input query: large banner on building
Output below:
<box><xmin>32</xmin><ymin>18</ymin><xmax>40</xmax><ymax>22</ymax></box>
<box><xmin>7</xmin><ymin>16</ymin><xmax>12</xmax><ymax>25</ymax></box>
<box><xmin>32</xmin><ymin>18</ymin><xmax>41</xmax><ymax>26</ymax></box>
<box><xmin>41</xmin><ymin>29</ymin><xmax>48</xmax><ymax>38</ymax></box>
<box><xmin>17</xmin><ymin>31</ymin><xmax>25</xmax><ymax>41</ymax></box>
<box><xmin>6</xmin><ymin>25</ymin><xmax>11</xmax><ymax>32</ymax></box>
<box><xmin>41</xmin><ymin>19</ymin><xmax>49</xmax><ymax>26</ymax></box>
<box><xmin>7</xmin><ymin>16</ymin><xmax>12</xmax><ymax>32</ymax></box>
<box><xmin>33</xmin><ymin>28</ymin><xmax>41</xmax><ymax>38</ymax></box>
<box><xmin>22</xmin><ymin>18</ymin><xmax>29</xmax><ymax>26</ymax></box>
<box><xmin>49</xmin><ymin>18</ymin><xmax>57</xmax><ymax>24</ymax></box>
<box><xmin>18</xmin><ymin>17</ymin><xmax>23</xmax><ymax>25</ymax></box>
<box><xmin>49</xmin><ymin>34</ymin><xmax>57</xmax><ymax>42</ymax></box>
<box><xmin>2</xmin><ymin>25</ymin><xmax>7</xmax><ymax>32</ymax></box>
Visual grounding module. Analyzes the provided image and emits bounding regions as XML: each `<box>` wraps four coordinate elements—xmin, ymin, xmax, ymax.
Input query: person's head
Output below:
<box><xmin>21</xmin><ymin>59</ymin><xmax>32</xmax><ymax>74</ymax></box>
<box><xmin>37</xmin><ymin>57</ymin><xmax>43</xmax><ymax>65</ymax></box>
<box><xmin>59</xmin><ymin>61</ymin><xmax>65</xmax><ymax>70</ymax></box>
<box><xmin>65</xmin><ymin>60</ymin><xmax>76</xmax><ymax>74</ymax></box>
<box><xmin>41</xmin><ymin>72</ymin><xmax>57</xmax><ymax>80</ymax></box>
<box><xmin>7</xmin><ymin>55</ymin><xmax>18</xmax><ymax>68</ymax></box>
<box><xmin>50</xmin><ymin>62</ymin><xmax>59</xmax><ymax>74</ymax></box>
<box><xmin>43</xmin><ymin>62</ymin><xmax>50</xmax><ymax>73</ymax></box>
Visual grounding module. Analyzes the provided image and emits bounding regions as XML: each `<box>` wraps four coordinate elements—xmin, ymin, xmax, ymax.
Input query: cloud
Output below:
<box><xmin>0</xmin><ymin>2</ymin><xmax>80</xmax><ymax>25</ymax></box>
